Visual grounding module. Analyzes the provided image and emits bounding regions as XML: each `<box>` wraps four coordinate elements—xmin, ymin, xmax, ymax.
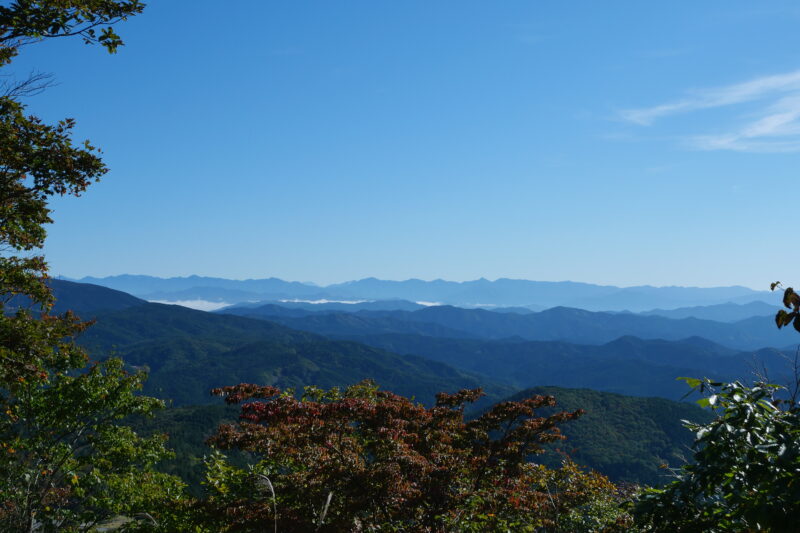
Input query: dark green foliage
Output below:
<box><xmin>0</xmin><ymin>3</ymin><xmax>192</xmax><ymax>530</ymax></box>
<box><xmin>633</xmin><ymin>379</ymin><xmax>800</xmax><ymax>531</ymax></box>
<box><xmin>503</xmin><ymin>387</ymin><xmax>713</xmax><ymax>487</ymax></box>
<box><xmin>0</xmin><ymin>358</ymin><xmax>185</xmax><ymax>530</ymax></box>
<box><xmin>127</xmin><ymin>404</ymin><xmax>243</xmax><ymax>497</ymax></box>
<box><xmin>0</xmin><ymin>0</ymin><xmax>144</xmax><ymax>66</ymax></box>
<box><xmin>0</xmin><ymin>96</ymin><xmax>106</xmax><ymax>254</ymax></box>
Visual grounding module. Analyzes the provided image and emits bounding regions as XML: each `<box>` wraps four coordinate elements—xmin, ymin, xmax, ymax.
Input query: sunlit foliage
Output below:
<box><xmin>193</xmin><ymin>380</ymin><xmax>631</xmax><ymax>532</ymax></box>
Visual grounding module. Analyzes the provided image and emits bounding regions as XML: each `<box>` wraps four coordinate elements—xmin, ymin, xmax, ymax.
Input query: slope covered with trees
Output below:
<box><xmin>502</xmin><ymin>387</ymin><xmax>713</xmax><ymax>486</ymax></box>
<box><xmin>74</xmin><ymin>302</ymin><xmax>514</xmax><ymax>407</ymax></box>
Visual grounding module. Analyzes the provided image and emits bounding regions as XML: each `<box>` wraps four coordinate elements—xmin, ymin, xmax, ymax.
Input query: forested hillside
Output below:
<box><xmin>502</xmin><ymin>387</ymin><xmax>714</xmax><ymax>486</ymax></box>
<box><xmin>75</xmin><ymin>302</ymin><xmax>511</xmax><ymax>406</ymax></box>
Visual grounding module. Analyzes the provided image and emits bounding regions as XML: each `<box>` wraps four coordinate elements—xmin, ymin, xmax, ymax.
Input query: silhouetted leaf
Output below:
<box><xmin>784</xmin><ymin>288</ymin><xmax>800</xmax><ymax>310</ymax></box>
<box><xmin>775</xmin><ymin>310</ymin><xmax>796</xmax><ymax>329</ymax></box>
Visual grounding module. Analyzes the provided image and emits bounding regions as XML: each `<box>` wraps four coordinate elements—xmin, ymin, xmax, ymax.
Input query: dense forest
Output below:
<box><xmin>1</xmin><ymin>2</ymin><xmax>800</xmax><ymax>532</ymax></box>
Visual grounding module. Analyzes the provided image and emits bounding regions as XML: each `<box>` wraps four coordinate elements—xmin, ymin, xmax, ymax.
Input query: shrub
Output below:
<box><xmin>196</xmin><ymin>380</ymin><xmax>630</xmax><ymax>532</ymax></box>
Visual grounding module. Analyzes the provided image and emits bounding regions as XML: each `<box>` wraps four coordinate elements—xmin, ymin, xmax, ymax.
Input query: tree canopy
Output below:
<box><xmin>193</xmin><ymin>380</ymin><xmax>631</xmax><ymax>532</ymax></box>
<box><xmin>0</xmin><ymin>0</ymin><xmax>144</xmax><ymax>66</ymax></box>
<box><xmin>0</xmin><ymin>2</ymin><xmax>189</xmax><ymax>531</ymax></box>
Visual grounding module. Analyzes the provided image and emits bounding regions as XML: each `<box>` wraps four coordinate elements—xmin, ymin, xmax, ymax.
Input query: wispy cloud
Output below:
<box><xmin>621</xmin><ymin>69</ymin><xmax>800</xmax><ymax>152</ymax></box>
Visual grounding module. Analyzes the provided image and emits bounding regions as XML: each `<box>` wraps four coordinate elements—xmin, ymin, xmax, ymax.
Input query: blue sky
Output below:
<box><xmin>10</xmin><ymin>1</ymin><xmax>800</xmax><ymax>287</ymax></box>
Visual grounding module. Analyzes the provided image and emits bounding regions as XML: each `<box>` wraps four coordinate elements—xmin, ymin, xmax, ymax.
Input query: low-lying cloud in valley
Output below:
<box><xmin>149</xmin><ymin>299</ymin><xmax>232</xmax><ymax>311</ymax></box>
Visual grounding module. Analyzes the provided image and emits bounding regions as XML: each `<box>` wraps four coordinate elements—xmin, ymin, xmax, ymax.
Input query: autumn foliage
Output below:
<box><xmin>197</xmin><ymin>381</ymin><xmax>629</xmax><ymax>532</ymax></box>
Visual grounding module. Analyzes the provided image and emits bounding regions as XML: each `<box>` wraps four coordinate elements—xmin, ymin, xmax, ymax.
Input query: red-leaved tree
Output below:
<box><xmin>197</xmin><ymin>381</ymin><xmax>628</xmax><ymax>532</ymax></box>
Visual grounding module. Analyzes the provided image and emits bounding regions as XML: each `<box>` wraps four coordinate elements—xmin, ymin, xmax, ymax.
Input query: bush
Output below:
<box><xmin>632</xmin><ymin>378</ymin><xmax>800</xmax><ymax>532</ymax></box>
<box><xmin>192</xmin><ymin>380</ymin><xmax>631</xmax><ymax>532</ymax></box>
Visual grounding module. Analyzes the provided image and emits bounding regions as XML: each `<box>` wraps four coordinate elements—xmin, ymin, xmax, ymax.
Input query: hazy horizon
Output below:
<box><xmin>67</xmin><ymin>272</ymin><xmax>771</xmax><ymax>292</ymax></box>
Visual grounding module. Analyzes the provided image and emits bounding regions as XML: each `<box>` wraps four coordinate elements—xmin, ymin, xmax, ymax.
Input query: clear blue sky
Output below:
<box><xmin>10</xmin><ymin>1</ymin><xmax>800</xmax><ymax>287</ymax></box>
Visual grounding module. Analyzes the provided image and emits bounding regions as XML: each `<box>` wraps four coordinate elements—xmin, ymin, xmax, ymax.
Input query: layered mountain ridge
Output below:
<box><xmin>71</xmin><ymin>274</ymin><xmax>773</xmax><ymax>312</ymax></box>
<box><xmin>221</xmin><ymin>301</ymin><xmax>793</xmax><ymax>350</ymax></box>
<box><xmin>38</xmin><ymin>279</ymin><xmax>797</xmax><ymax>489</ymax></box>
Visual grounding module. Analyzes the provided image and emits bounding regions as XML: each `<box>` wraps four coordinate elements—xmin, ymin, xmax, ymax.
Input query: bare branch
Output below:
<box><xmin>0</xmin><ymin>70</ymin><xmax>56</xmax><ymax>98</ymax></box>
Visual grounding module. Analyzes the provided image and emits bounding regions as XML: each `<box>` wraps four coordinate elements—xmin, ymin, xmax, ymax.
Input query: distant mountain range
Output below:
<box><xmin>221</xmin><ymin>301</ymin><xmax>793</xmax><ymax>351</ymax></box>
<box><xmin>639</xmin><ymin>300</ymin><xmax>775</xmax><ymax>322</ymax></box>
<box><xmin>346</xmin><ymin>334</ymin><xmax>794</xmax><ymax>401</ymax></box>
<box><xmin>44</xmin><ymin>279</ymin><xmax>797</xmax><ymax>404</ymax></box>
<box><xmin>70</xmin><ymin>274</ymin><xmax>776</xmax><ymax>312</ymax></box>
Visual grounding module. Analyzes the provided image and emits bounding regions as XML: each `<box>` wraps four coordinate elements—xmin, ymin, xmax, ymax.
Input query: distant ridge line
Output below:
<box><xmin>65</xmin><ymin>274</ymin><xmax>775</xmax><ymax>313</ymax></box>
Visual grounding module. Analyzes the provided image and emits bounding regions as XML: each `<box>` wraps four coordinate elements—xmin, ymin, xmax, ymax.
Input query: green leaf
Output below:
<box><xmin>678</xmin><ymin>377</ymin><xmax>702</xmax><ymax>389</ymax></box>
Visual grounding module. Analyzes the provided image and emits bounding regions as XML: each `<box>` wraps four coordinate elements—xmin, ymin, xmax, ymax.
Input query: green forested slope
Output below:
<box><xmin>77</xmin><ymin>303</ymin><xmax>513</xmax><ymax>407</ymax></box>
<box><xmin>128</xmin><ymin>404</ymin><xmax>241</xmax><ymax>495</ymax></box>
<box><xmin>503</xmin><ymin>387</ymin><xmax>714</xmax><ymax>486</ymax></box>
